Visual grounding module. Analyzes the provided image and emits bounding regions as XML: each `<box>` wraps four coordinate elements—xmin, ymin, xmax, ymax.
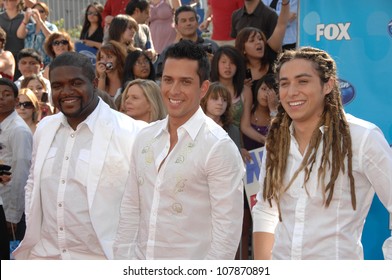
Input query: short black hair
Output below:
<box><xmin>125</xmin><ymin>0</ymin><xmax>149</xmax><ymax>15</ymax></box>
<box><xmin>174</xmin><ymin>5</ymin><xmax>197</xmax><ymax>25</ymax></box>
<box><xmin>17</xmin><ymin>48</ymin><xmax>43</xmax><ymax>64</ymax></box>
<box><xmin>163</xmin><ymin>40</ymin><xmax>210</xmax><ymax>84</ymax></box>
<box><xmin>0</xmin><ymin>78</ymin><xmax>18</xmax><ymax>98</ymax></box>
<box><xmin>49</xmin><ymin>52</ymin><xmax>96</xmax><ymax>82</ymax></box>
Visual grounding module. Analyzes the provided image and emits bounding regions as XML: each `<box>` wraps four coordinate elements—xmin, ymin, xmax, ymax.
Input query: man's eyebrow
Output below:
<box><xmin>279</xmin><ymin>73</ymin><xmax>313</xmax><ymax>80</ymax></box>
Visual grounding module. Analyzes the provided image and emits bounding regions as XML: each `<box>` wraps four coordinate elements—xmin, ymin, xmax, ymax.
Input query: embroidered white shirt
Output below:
<box><xmin>115</xmin><ymin>107</ymin><xmax>245</xmax><ymax>259</ymax></box>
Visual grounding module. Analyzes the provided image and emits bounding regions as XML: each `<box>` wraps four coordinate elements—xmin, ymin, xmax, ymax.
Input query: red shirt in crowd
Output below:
<box><xmin>208</xmin><ymin>0</ymin><xmax>244</xmax><ymax>41</ymax></box>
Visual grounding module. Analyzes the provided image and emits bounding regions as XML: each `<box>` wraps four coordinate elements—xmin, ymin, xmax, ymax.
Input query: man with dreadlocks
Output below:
<box><xmin>252</xmin><ymin>46</ymin><xmax>392</xmax><ymax>260</ymax></box>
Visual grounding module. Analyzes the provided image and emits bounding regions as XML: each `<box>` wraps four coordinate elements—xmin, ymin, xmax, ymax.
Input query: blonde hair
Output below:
<box><xmin>263</xmin><ymin>47</ymin><xmax>355</xmax><ymax>220</ymax></box>
<box><xmin>121</xmin><ymin>79</ymin><xmax>166</xmax><ymax>122</ymax></box>
<box><xmin>18</xmin><ymin>88</ymin><xmax>40</xmax><ymax>122</ymax></box>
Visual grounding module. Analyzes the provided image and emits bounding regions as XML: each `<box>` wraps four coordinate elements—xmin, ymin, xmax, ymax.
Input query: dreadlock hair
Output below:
<box><xmin>263</xmin><ymin>46</ymin><xmax>356</xmax><ymax>221</ymax></box>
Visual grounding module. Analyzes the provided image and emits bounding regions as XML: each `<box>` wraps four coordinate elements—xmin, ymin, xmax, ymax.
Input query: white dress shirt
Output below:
<box><xmin>252</xmin><ymin>114</ymin><xmax>392</xmax><ymax>260</ymax></box>
<box><xmin>29</xmin><ymin>102</ymin><xmax>105</xmax><ymax>259</ymax></box>
<box><xmin>13</xmin><ymin>98</ymin><xmax>147</xmax><ymax>260</ymax></box>
<box><xmin>114</xmin><ymin>107</ymin><xmax>245</xmax><ymax>260</ymax></box>
<box><xmin>0</xmin><ymin>111</ymin><xmax>32</xmax><ymax>223</ymax></box>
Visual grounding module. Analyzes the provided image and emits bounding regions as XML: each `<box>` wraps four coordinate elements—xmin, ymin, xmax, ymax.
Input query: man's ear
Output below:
<box><xmin>200</xmin><ymin>79</ymin><xmax>210</xmax><ymax>99</ymax></box>
<box><xmin>323</xmin><ymin>77</ymin><xmax>335</xmax><ymax>96</ymax></box>
<box><xmin>14</xmin><ymin>96</ymin><xmax>19</xmax><ymax>107</ymax></box>
<box><xmin>40</xmin><ymin>63</ymin><xmax>44</xmax><ymax>71</ymax></box>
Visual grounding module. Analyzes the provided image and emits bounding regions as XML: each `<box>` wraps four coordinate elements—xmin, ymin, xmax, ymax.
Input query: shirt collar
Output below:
<box><xmin>242</xmin><ymin>1</ymin><xmax>263</xmax><ymax>16</ymax></box>
<box><xmin>0</xmin><ymin>110</ymin><xmax>18</xmax><ymax>131</ymax></box>
<box><xmin>153</xmin><ymin>107</ymin><xmax>205</xmax><ymax>141</ymax></box>
<box><xmin>289</xmin><ymin>122</ymin><xmax>326</xmax><ymax>136</ymax></box>
<box><xmin>60</xmin><ymin>98</ymin><xmax>102</xmax><ymax>133</ymax></box>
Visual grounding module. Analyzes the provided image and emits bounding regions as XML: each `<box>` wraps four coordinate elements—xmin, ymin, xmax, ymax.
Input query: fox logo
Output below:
<box><xmin>316</xmin><ymin>23</ymin><xmax>351</xmax><ymax>41</ymax></box>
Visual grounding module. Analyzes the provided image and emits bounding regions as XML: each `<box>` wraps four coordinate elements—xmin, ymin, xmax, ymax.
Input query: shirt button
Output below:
<box><xmin>59</xmin><ymin>227</ymin><xmax>63</xmax><ymax>231</ymax></box>
<box><xmin>58</xmin><ymin>203</ymin><xmax>62</xmax><ymax>207</ymax></box>
<box><xmin>61</xmin><ymin>180</ymin><xmax>65</xmax><ymax>184</ymax></box>
<box><xmin>70</xmin><ymin>134</ymin><xmax>75</xmax><ymax>138</ymax></box>
<box><xmin>62</xmin><ymin>249</ymin><xmax>66</xmax><ymax>253</ymax></box>
<box><xmin>65</xmin><ymin>156</ymin><xmax>69</xmax><ymax>160</ymax></box>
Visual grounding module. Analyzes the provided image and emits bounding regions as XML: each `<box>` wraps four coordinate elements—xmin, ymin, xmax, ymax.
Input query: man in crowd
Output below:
<box><xmin>13</xmin><ymin>52</ymin><xmax>146</xmax><ymax>259</ymax></box>
<box><xmin>114</xmin><ymin>40</ymin><xmax>245</xmax><ymax>259</ymax></box>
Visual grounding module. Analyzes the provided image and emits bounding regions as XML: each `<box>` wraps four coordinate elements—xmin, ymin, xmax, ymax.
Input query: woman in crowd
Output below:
<box><xmin>122</xmin><ymin>50</ymin><xmax>155</xmax><ymax>87</ymax></box>
<box><xmin>108</xmin><ymin>14</ymin><xmax>139</xmax><ymax>53</ymax></box>
<box><xmin>234</xmin><ymin>1</ymin><xmax>289</xmax><ymax>94</ymax></box>
<box><xmin>149</xmin><ymin>0</ymin><xmax>181</xmax><ymax>54</ymax></box>
<box><xmin>43</xmin><ymin>31</ymin><xmax>75</xmax><ymax>79</ymax></box>
<box><xmin>121</xmin><ymin>78</ymin><xmax>166</xmax><ymax>123</ymax></box>
<box><xmin>210</xmin><ymin>45</ymin><xmax>247</xmax><ymax>127</ymax></box>
<box><xmin>20</xmin><ymin>74</ymin><xmax>53</xmax><ymax>120</ymax></box>
<box><xmin>96</xmin><ymin>40</ymin><xmax>127</xmax><ymax>105</ymax></box>
<box><xmin>80</xmin><ymin>1</ymin><xmax>104</xmax><ymax>49</ymax></box>
<box><xmin>200</xmin><ymin>81</ymin><xmax>241</xmax><ymax>150</ymax></box>
<box><xmin>0</xmin><ymin>27</ymin><xmax>15</xmax><ymax>80</ymax></box>
<box><xmin>16</xmin><ymin>1</ymin><xmax>58</xmax><ymax>66</ymax></box>
<box><xmin>16</xmin><ymin>87</ymin><xmax>39</xmax><ymax>134</ymax></box>
<box><xmin>0</xmin><ymin>0</ymin><xmax>24</xmax><ymax>79</ymax></box>
<box><xmin>241</xmin><ymin>74</ymin><xmax>278</xmax><ymax>150</ymax></box>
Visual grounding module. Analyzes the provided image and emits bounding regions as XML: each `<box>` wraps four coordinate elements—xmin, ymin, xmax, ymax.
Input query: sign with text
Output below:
<box><xmin>244</xmin><ymin>147</ymin><xmax>264</xmax><ymax>211</ymax></box>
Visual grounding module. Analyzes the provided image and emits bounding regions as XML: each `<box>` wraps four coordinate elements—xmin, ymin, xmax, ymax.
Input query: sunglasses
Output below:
<box><xmin>16</xmin><ymin>101</ymin><xmax>34</xmax><ymax>109</ymax></box>
<box><xmin>87</xmin><ymin>11</ymin><xmax>99</xmax><ymax>16</ymax></box>
<box><xmin>52</xmin><ymin>40</ymin><xmax>69</xmax><ymax>46</ymax></box>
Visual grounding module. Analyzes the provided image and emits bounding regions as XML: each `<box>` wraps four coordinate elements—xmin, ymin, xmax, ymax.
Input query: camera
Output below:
<box><xmin>41</xmin><ymin>92</ymin><xmax>48</xmax><ymax>103</ymax></box>
<box><xmin>245</xmin><ymin>68</ymin><xmax>252</xmax><ymax>80</ymax></box>
<box><xmin>105</xmin><ymin>62</ymin><xmax>113</xmax><ymax>70</ymax></box>
<box><xmin>201</xmin><ymin>43</ymin><xmax>213</xmax><ymax>54</ymax></box>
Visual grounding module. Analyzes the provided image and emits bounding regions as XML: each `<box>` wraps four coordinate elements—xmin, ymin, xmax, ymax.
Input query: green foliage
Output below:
<box><xmin>53</xmin><ymin>18</ymin><xmax>82</xmax><ymax>40</ymax></box>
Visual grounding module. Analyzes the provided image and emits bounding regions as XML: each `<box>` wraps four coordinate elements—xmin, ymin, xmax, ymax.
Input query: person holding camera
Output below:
<box><xmin>16</xmin><ymin>2</ymin><xmax>58</xmax><ymax>67</ymax></box>
<box><xmin>155</xmin><ymin>5</ymin><xmax>218</xmax><ymax>79</ymax></box>
<box><xmin>95</xmin><ymin>40</ymin><xmax>127</xmax><ymax>107</ymax></box>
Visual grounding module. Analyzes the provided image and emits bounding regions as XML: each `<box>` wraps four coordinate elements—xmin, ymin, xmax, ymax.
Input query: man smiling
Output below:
<box><xmin>13</xmin><ymin>52</ymin><xmax>146</xmax><ymax>260</ymax></box>
<box><xmin>114</xmin><ymin>40</ymin><xmax>244</xmax><ymax>260</ymax></box>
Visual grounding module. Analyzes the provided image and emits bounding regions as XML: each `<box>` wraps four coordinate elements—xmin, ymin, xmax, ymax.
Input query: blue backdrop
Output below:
<box><xmin>298</xmin><ymin>0</ymin><xmax>392</xmax><ymax>259</ymax></box>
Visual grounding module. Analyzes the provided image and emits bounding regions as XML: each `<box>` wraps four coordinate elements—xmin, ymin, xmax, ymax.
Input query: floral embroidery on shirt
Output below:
<box><xmin>174</xmin><ymin>141</ymin><xmax>195</xmax><ymax>164</ymax></box>
<box><xmin>142</xmin><ymin>138</ymin><xmax>158</xmax><ymax>164</ymax></box>
<box><xmin>174</xmin><ymin>177</ymin><xmax>187</xmax><ymax>193</ymax></box>
<box><xmin>171</xmin><ymin>202</ymin><xmax>183</xmax><ymax>214</ymax></box>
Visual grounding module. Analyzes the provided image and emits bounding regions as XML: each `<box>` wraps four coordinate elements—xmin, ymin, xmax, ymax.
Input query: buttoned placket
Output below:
<box><xmin>57</xmin><ymin>130</ymin><xmax>77</xmax><ymax>259</ymax></box>
<box><xmin>289</xmin><ymin>135</ymin><xmax>308</xmax><ymax>259</ymax></box>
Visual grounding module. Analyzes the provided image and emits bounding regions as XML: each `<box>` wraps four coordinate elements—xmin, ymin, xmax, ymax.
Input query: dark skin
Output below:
<box><xmin>50</xmin><ymin>66</ymin><xmax>99</xmax><ymax>130</ymax></box>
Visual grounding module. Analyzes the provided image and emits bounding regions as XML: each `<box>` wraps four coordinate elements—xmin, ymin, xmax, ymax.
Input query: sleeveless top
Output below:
<box><xmin>242</xmin><ymin>123</ymin><xmax>269</xmax><ymax>151</ymax></box>
<box><xmin>149</xmin><ymin>0</ymin><xmax>176</xmax><ymax>54</ymax></box>
<box><xmin>232</xmin><ymin>98</ymin><xmax>243</xmax><ymax>128</ymax></box>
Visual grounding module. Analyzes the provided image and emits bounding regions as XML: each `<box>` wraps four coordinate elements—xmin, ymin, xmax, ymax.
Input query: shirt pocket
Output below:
<box><xmin>74</xmin><ymin>149</ymin><xmax>90</xmax><ymax>186</ymax></box>
<box><xmin>41</xmin><ymin>147</ymin><xmax>57</xmax><ymax>180</ymax></box>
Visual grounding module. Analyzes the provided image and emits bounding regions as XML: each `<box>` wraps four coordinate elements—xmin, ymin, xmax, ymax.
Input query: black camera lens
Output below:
<box><xmin>202</xmin><ymin>43</ymin><xmax>213</xmax><ymax>54</ymax></box>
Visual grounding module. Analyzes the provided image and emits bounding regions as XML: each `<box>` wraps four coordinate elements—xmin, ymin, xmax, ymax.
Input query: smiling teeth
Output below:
<box><xmin>169</xmin><ymin>98</ymin><xmax>181</xmax><ymax>104</ymax></box>
<box><xmin>62</xmin><ymin>98</ymin><xmax>79</xmax><ymax>104</ymax></box>
<box><xmin>289</xmin><ymin>101</ymin><xmax>304</xmax><ymax>106</ymax></box>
